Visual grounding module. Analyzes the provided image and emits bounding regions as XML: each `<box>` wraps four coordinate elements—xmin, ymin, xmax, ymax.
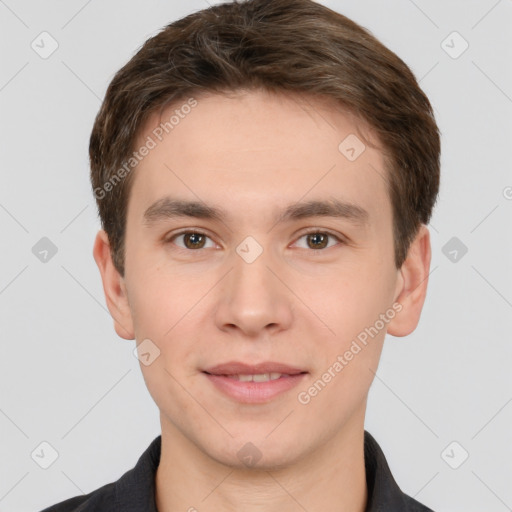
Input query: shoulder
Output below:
<box><xmin>38</xmin><ymin>481</ymin><xmax>115</xmax><ymax>512</ymax></box>
<box><xmin>363</xmin><ymin>430</ymin><xmax>436</xmax><ymax>512</ymax></box>
<box><xmin>402</xmin><ymin>493</ymin><xmax>436</xmax><ymax>512</ymax></box>
<box><xmin>37</xmin><ymin>435</ymin><xmax>161</xmax><ymax>512</ymax></box>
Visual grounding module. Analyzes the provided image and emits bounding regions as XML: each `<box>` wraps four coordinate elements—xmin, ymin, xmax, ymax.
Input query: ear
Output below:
<box><xmin>387</xmin><ymin>224</ymin><xmax>431</xmax><ymax>337</ymax></box>
<box><xmin>92</xmin><ymin>229</ymin><xmax>135</xmax><ymax>340</ymax></box>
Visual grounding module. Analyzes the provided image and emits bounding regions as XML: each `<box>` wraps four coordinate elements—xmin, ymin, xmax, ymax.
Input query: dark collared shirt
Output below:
<box><xmin>39</xmin><ymin>431</ymin><xmax>434</xmax><ymax>511</ymax></box>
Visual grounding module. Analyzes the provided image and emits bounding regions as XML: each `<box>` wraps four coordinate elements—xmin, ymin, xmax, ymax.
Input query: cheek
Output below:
<box><xmin>128</xmin><ymin>268</ymin><xmax>205</xmax><ymax>371</ymax></box>
<box><xmin>127</xmin><ymin>260</ymin><xmax>194</xmax><ymax>339</ymax></box>
<box><xmin>139</xmin><ymin>354</ymin><xmax>200</xmax><ymax>438</ymax></box>
<box><xmin>297</xmin><ymin>300</ymin><xmax>388</xmax><ymax>420</ymax></box>
<box><xmin>319</xmin><ymin>265</ymin><xmax>394</xmax><ymax>337</ymax></box>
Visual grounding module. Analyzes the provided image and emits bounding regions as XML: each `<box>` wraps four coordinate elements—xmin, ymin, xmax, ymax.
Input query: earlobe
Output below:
<box><xmin>92</xmin><ymin>230</ymin><xmax>135</xmax><ymax>340</ymax></box>
<box><xmin>387</xmin><ymin>225</ymin><xmax>432</xmax><ymax>338</ymax></box>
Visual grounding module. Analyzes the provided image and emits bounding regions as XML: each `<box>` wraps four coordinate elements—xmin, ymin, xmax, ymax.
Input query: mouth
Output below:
<box><xmin>202</xmin><ymin>361</ymin><xmax>308</xmax><ymax>403</ymax></box>
<box><xmin>203</xmin><ymin>372</ymin><xmax>306</xmax><ymax>382</ymax></box>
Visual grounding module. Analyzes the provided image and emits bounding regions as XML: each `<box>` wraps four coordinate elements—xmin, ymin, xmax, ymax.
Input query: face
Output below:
<box><xmin>94</xmin><ymin>88</ymin><xmax>430</xmax><ymax>469</ymax></box>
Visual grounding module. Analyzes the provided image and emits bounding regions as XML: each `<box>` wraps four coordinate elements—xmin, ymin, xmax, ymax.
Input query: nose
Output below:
<box><xmin>214</xmin><ymin>246</ymin><xmax>294</xmax><ymax>337</ymax></box>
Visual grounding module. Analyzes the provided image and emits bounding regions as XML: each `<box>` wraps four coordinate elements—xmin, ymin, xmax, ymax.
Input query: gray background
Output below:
<box><xmin>1</xmin><ymin>0</ymin><xmax>511</xmax><ymax>511</ymax></box>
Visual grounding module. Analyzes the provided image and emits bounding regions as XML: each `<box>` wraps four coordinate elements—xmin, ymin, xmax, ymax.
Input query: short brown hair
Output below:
<box><xmin>90</xmin><ymin>0</ymin><xmax>440</xmax><ymax>276</ymax></box>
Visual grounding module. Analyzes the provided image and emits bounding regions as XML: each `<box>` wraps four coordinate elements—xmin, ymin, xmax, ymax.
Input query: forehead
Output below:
<box><xmin>129</xmin><ymin>89</ymin><xmax>390</xmax><ymax>228</ymax></box>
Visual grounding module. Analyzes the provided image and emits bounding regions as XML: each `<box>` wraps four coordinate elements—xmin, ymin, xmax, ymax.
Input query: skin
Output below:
<box><xmin>93</xmin><ymin>88</ymin><xmax>431</xmax><ymax>512</ymax></box>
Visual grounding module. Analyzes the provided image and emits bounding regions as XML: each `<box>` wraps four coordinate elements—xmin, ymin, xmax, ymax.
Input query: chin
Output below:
<box><xmin>206</xmin><ymin>433</ymin><xmax>304</xmax><ymax>471</ymax></box>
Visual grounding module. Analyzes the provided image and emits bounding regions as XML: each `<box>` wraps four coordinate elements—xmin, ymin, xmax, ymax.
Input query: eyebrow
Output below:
<box><xmin>142</xmin><ymin>196</ymin><xmax>369</xmax><ymax>228</ymax></box>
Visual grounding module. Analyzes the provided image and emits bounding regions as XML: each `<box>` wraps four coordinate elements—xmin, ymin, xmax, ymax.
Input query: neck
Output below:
<box><xmin>155</xmin><ymin>416</ymin><xmax>368</xmax><ymax>512</ymax></box>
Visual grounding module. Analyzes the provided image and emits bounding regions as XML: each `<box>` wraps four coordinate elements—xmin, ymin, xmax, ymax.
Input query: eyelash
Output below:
<box><xmin>165</xmin><ymin>228</ymin><xmax>345</xmax><ymax>253</ymax></box>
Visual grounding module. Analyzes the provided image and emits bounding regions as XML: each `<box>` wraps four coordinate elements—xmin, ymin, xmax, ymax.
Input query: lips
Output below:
<box><xmin>203</xmin><ymin>361</ymin><xmax>307</xmax><ymax>376</ymax></box>
<box><xmin>203</xmin><ymin>361</ymin><xmax>308</xmax><ymax>403</ymax></box>
<box><xmin>202</xmin><ymin>363</ymin><xmax>308</xmax><ymax>405</ymax></box>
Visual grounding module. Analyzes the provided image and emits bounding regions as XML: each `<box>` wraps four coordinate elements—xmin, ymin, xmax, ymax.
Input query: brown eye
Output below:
<box><xmin>183</xmin><ymin>233</ymin><xmax>206</xmax><ymax>249</ymax></box>
<box><xmin>306</xmin><ymin>232</ymin><xmax>329</xmax><ymax>249</ymax></box>
<box><xmin>294</xmin><ymin>231</ymin><xmax>342</xmax><ymax>251</ymax></box>
<box><xmin>168</xmin><ymin>231</ymin><xmax>215</xmax><ymax>250</ymax></box>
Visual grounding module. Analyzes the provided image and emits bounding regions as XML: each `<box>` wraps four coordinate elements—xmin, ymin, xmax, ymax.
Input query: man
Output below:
<box><xmin>41</xmin><ymin>0</ymin><xmax>439</xmax><ymax>510</ymax></box>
